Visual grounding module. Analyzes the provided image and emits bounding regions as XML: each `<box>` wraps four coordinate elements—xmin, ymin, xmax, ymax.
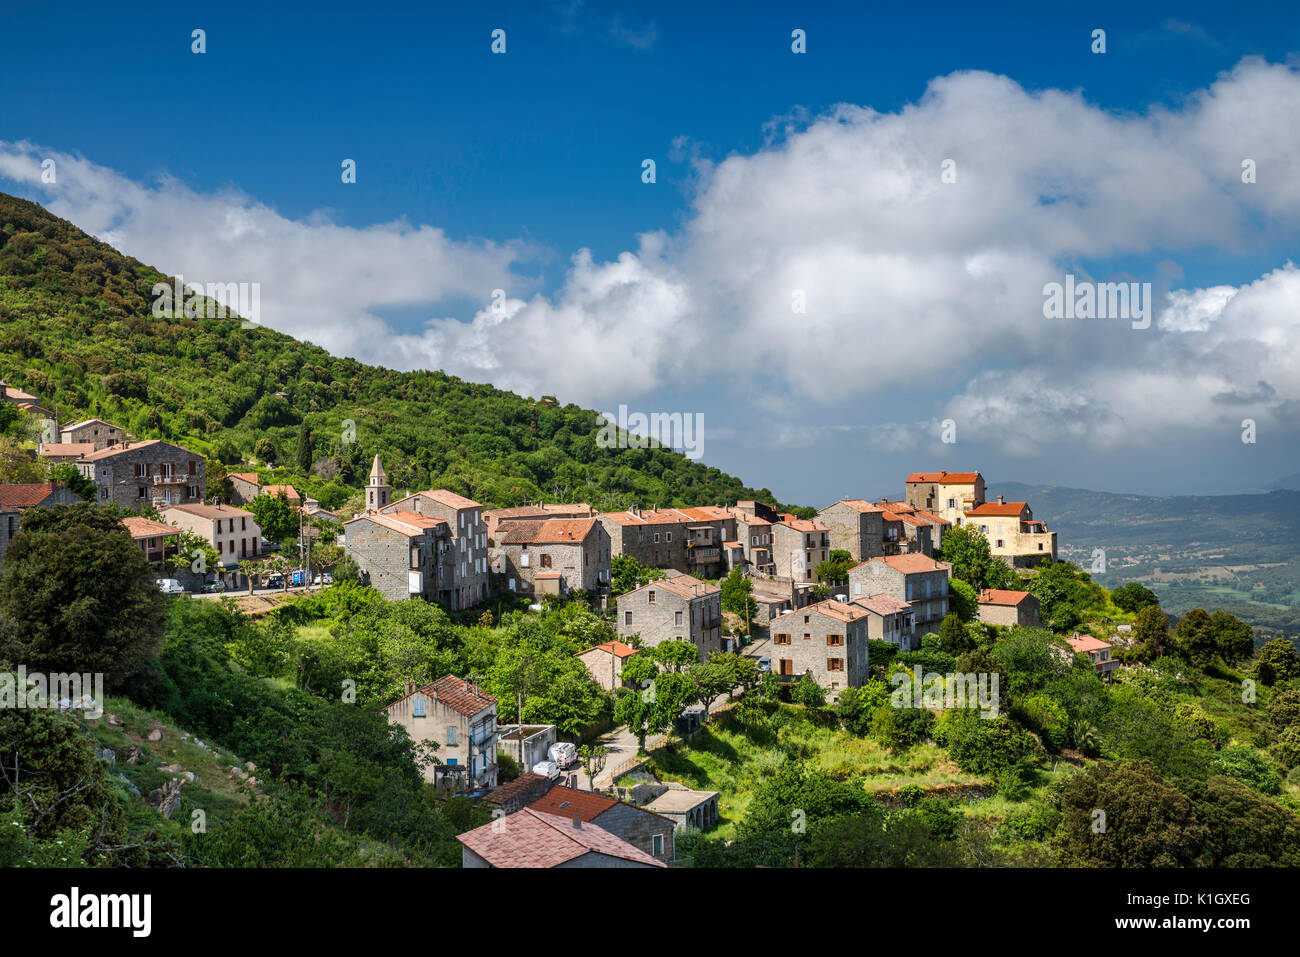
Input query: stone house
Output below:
<box><xmin>382</xmin><ymin>485</ymin><xmax>490</xmax><ymax>609</ymax></box>
<box><xmin>458</xmin><ymin>808</ymin><xmax>665</xmax><ymax>868</ymax></box>
<box><xmin>78</xmin><ymin>439</ymin><xmax>205</xmax><ymax>510</ymax></box>
<box><xmin>905</xmin><ymin>470</ymin><xmax>986</xmax><ymax>525</ymax></box>
<box><xmin>484</xmin><ymin>773</ymin><xmax>555</xmax><ymax>815</ymax></box>
<box><xmin>976</xmin><ymin>588</ymin><xmax>1042</xmax><ymax>628</ymax></box>
<box><xmin>617</xmin><ymin>573</ymin><xmax>722</xmax><ymax>659</ymax></box>
<box><xmin>599</xmin><ymin>506</ymin><xmax>735</xmax><ymax>577</ymax></box>
<box><xmin>751</xmin><ymin>592</ymin><xmax>793</xmax><ymax>640</ymax></box>
<box><xmin>528</xmin><ymin>784</ymin><xmax>676</xmax><ymax>864</ymax></box>
<box><xmin>576</xmin><ymin>640</ymin><xmax>641</xmax><ymax>692</ymax></box>
<box><xmin>851</xmin><ymin>593</ymin><xmax>916</xmax><ymax>649</ymax></box>
<box><xmin>224</xmin><ymin>472</ymin><xmax>262</xmax><ymax>506</ymax></box>
<box><xmin>343</xmin><ymin>509</ymin><xmax>448</xmax><ymax>602</ymax></box>
<box><xmin>386</xmin><ymin>675</ymin><xmax>498</xmax><ymax>789</ymax></box>
<box><xmin>497</xmin><ymin>517</ymin><xmax>610</xmax><ymax>595</ymax></box>
<box><xmin>817</xmin><ymin>499</ymin><xmax>887</xmax><ymax>562</ymax></box>
<box><xmin>965</xmin><ymin>498</ymin><xmax>1058</xmax><ymax>566</ymax></box>
<box><xmin>768</xmin><ymin>598</ymin><xmax>872</xmax><ymax>694</ymax></box>
<box><xmin>728</xmin><ymin>502</ymin><xmax>777</xmax><ymax>574</ymax></box>
<box><xmin>1066</xmin><ymin>634</ymin><xmax>1119</xmax><ymax>679</ymax></box>
<box><xmin>771</xmin><ymin>517</ymin><xmax>831</xmax><ymax>582</ymax></box>
<box><xmin>484</xmin><ymin>503</ymin><xmax>595</xmax><ymax>545</ymax></box>
<box><xmin>37</xmin><ymin>442</ymin><xmax>94</xmax><ymax>465</ymax></box>
<box><xmin>848</xmin><ymin>554</ymin><xmax>953</xmax><ymax>639</ymax></box>
<box><xmin>643</xmin><ymin>783</ymin><xmax>720</xmax><ymax>833</ymax></box>
<box><xmin>59</xmin><ymin>418</ymin><xmax>124</xmax><ymax>451</ymax></box>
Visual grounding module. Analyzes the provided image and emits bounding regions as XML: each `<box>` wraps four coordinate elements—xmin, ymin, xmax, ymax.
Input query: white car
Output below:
<box><xmin>531</xmin><ymin>760</ymin><xmax>561</xmax><ymax>780</ymax></box>
<box><xmin>156</xmin><ymin>579</ymin><xmax>185</xmax><ymax>595</ymax></box>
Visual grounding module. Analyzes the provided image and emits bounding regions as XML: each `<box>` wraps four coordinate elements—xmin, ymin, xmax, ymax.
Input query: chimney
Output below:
<box><xmin>997</xmin><ymin>494</ymin><xmax>1004</xmax><ymax>504</ymax></box>
<box><xmin>572</xmin><ymin>814</ymin><xmax>582</xmax><ymax>829</ymax></box>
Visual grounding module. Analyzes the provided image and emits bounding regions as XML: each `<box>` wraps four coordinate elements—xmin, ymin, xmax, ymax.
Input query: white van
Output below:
<box><xmin>156</xmin><ymin>579</ymin><xmax>185</xmax><ymax>595</ymax></box>
<box><xmin>549</xmin><ymin>742</ymin><xmax>578</xmax><ymax>769</ymax></box>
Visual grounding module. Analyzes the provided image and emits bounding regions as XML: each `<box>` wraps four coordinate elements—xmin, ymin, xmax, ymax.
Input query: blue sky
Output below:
<box><xmin>3</xmin><ymin>1</ymin><xmax>1300</xmax><ymax>503</ymax></box>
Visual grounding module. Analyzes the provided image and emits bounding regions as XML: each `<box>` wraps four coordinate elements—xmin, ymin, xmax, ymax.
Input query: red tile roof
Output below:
<box><xmin>967</xmin><ymin>501</ymin><xmax>1029</xmax><ymax>517</ymax></box>
<box><xmin>0</xmin><ymin>481</ymin><xmax>66</xmax><ymax>508</ymax></box>
<box><xmin>37</xmin><ymin>442</ymin><xmax>94</xmax><ymax>458</ymax></box>
<box><xmin>423</xmin><ymin>675</ymin><xmax>496</xmax><ymax>717</ymax></box>
<box><xmin>120</xmin><ymin>516</ymin><xmax>180</xmax><ymax>539</ymax></box>
<box><xmin>227</xmin><ymin>472</ymin><xmax>259</xmax><ymax>484</ymax></box>
<box><xmin>500</xmin><ymin>517</ymin><xmax>598</xmax><ymax>544</ymax></box>
<box><xmin>906</xmin><ymin>471</ymin><xmax>981</xmax><ymax>484</ymax></box>
<box><xmin>527</xmin><ymin>785</ymin><xmax>618</xmax><ymax>822</ymax></box>
<box><xmin>579</xmin><ymin>641</ymin><xmax>639</xmax><ymax>659</ymax></box>
<box><xmin>1067</xmin><ymin>634</ymin><xmax>1112</xmax><ymax>654</ymax></box>
<box><xmin>853</xmin><ymin>594</ymin><xmax>912</xmax><ymax>615</ymax></box>
<box><xmin>160</xmin><ymin>503</ymin><xmax>254</xmax><ymax>521</ymax></box>
<box><xmin>978</xmin><ymin>589</ymin><xmax>1033</xmax><ymax>606</ymax></box>
<box><xmin>396</xmin><ymin>488</ymin><xmax>481</xmax><ymax>510</ymax></box>
<box><xmin>854</xmin><ymin>554</ymin><xmax>953</xmax><ymax>574</ymax></box>
<box><xmin>260</xmin><ymin>484</ymin><xmax>301</xmax><ymax>501</ymax></box>
<box><xmin>629</xmin><ymin>574</ymin><xmax>718</xmax><ymax>601</ymax></box>
<box><xmin>457</xmin><ymin>808</ymin><xmax>666</xmax><ymax>868</ymax></box>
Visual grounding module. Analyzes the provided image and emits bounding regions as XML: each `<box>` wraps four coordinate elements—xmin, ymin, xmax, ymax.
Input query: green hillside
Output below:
<box><xmin>0</xmin><ymin>192</ymin><xmax>777</xmax><ymax>512</ymax></box>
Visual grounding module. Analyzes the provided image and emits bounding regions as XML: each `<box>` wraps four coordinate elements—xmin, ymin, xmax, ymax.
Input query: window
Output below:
<box><xmin>648</xmin><ymin>590</ymin><xmax>656</xmax><ymax>604</ymax></box>
<box><xmin>540</xmin><ymin>553</ymin><xmax>552</xmax><ymax>568</ymax></box>
<box><xmin>188</xmin><ymin>460</ymin><xmax>197</xmax><ymax>475</ymax></box>
<box><xmin>827</xmin><ymin>658</ymin><xmax>844</xmax><ymax>672</ymax></box>
<box><xmin>625</xmin><ymin>611</ymin><xmax>632</xmax><ymax>626</ymax></box>
<box><xmin>654</xmin><ymin>533</ymin><xmax>660</xmax><ymax>544</ymax></box>
<box><xmin>217</xmin><ymin>541</ymin><xmax>223</xmax><ymax>554</ymax></box>
<box><xmin>446</xmin><ymin>726</ymin><xmax>458</xmax><ymax>745</ymax></box>
<box><xmin>674</xmin><ymin>610</ymin><xmax>683</xmax><ymax>626</ymax></box>
<box><xmin>774</xmin><ymin>633</ymin><xmax>791</xmax><ymax>645</ymax></box>
<box><xmin>137</xmin><ymin>487</ymin><xmax>146</xmax><ymax>499</ymax></box>
<box><xmin>652</xmin><ymin>834</ymin><xmax>664</xmax><ymax>857</ymax></box>
<box><xmin>826</xmin><ymin>634</ymin><xmax>843</xmax><ymax>646</ymax></box>
<box><xmin>413</xmin><ymin>698</ymin><xmax>425</xmax><ymax>718</ymax></box>
<box><xmin>803</xmin><ymin>615</ymin><xmax>810</xmax><ymax>624</ymax></box>
<box><xmin>803</xmin><ymin>633</ymin><xmax>811</xmax><ymax>641</ymax></box>
<box><xmin>666</xmin><ymin>531</ymin><xmax>672</xmax><ymax>542</ymax></box>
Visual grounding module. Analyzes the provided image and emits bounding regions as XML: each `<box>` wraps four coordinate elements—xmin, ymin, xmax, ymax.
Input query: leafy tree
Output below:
<box><xmin>871</xmin><ymin>703</ymin><xmax>931</xmax><ymax>752</ymax></box>
<box><xmin>1050</xmin><ymin>761</ymin><xmax>1209</xmax><ymax>867</ymax></box>
<box><xmin>253</xmin><ymin>437</ymin><xmax>277</xmax><ymax>465</ymax></box>
<box><xmin>937</xmin><ymin>524</ymin><xmax>1013</xmax><ymax>590</ymax></box>
<box><xmin>333</xmin><ymin>552</ymin><xmax>361</xmax><ymax>583</ymax></box>
<box><xmin>1208</xmin><ymin>610</ymin><xmax>1255</xmax><ymax>664</ymax></box>
<box><xmin>613</xmin><ymin>664</ymin><xmax>697</xmax><ymax>753</ymax></box>
<box><xmin>947</xmin><ymin>578</ymin><xmax>978</xmax><ymax>623</ymax></box>
<box><xmin>1132</xmin><ymin>605</ymin><xmax>1170</xmax><ymax>660</ymax></box>
<box><xmin>938</xmin><ymin>612</ymin><xmax>974</xmax><ymax>655</ymax></box>
<box><xmin>652</xmin><ymin>639</ymin><xmax>699</xmax><ymax>672</ymax></box>
<box><xmin>296</xmin><ymin>421</ymin><xmax>314</xmax><ymax>474</ymax></box>
<box><xmin>0</xmin><ymin>434</ymin><xmax>45</xmax><ymax>483</ymax></box>
<box><xmin>1256</xmin><ymin>638</ymin><xmax>1300</xmax><ymax>686</ymax></box>
<box><xmin>1171</xmin><ymin>608</ymin><xmax>1218</xmax><ymax>668</ymax></box>
<box><xmin>48</xmin><ymin>462</ymin><xmax>95</xmax><ymax>501</ymax></box>
<box><xmin>814</xmin><ymin>549</ymin><xmax>855</xmax><ymax>583</ymax></box>
<box><xmin>1111</xmin><ymin>581</ymin><xmax>1159</xmax><ymax>614</ymax></box>
<box><xmin>577</xmin><ymin>744</ymin><xmax>609</xmax><ymax>787</ymax></box>
<box><xmin>0</xmin><ymin>503</ymin><xmax>166</xmax><ymax>690</ymax></box>
<box><xmin>689</xmin><ymin>658</ymin><xmax>734</xmax><ymax>712</ymax></box>
<box><xmin>248</xmin><ymin>490</ymin><xmax>298</xmax><ymax>545</ymax></box>
<box><xmin>719</xmin><ymin>567</ymin><xmax>758</xmax><ymax>625</ymax></box>
<box><xmin>1212</xmin><ymin>745</ymin><xmax>1281</xmax><ymax>795</ymax></box>
<box><xmin>1265</xmin><ymin>686</ymin><xmax>1300</xmax><ymax>734</ymax></box>
<box><xmin>791</xmin><ymin>674</ymin><xmax>826</xmax><ymax>708</ymax></box>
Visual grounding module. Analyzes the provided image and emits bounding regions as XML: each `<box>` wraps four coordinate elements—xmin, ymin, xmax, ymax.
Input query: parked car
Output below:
<box><xmin>548</xmin><ymin>742</ymin><xmax>578</xmax><ymax>769</ymax></box>
<box><xmin>264</xmin><ymin>574</ymin><xmax>284</xmax><ymax>589</ymax></box>
<box><xmin>313</xmin><ymin>573</ymin><xmax>333</xmax><ymax>585</ymax></box>
<box><xmin>757</xmin><ymin>657</ymin><xmax>772</xmax><ymax>673</ymax></box>
<box><xmin>531</xmin><ymin>760</ymin><xmax>561</xmax><ymax>781</ymax></box>
<box><xmin>156</xmin><ymin>578</ymin><xmax>185</xmax><ymax>595</ymax></box>
<box><xmin>203</xmin><ymin>580</ymin><xmax>227</xmax><ymax>593</ymax></box>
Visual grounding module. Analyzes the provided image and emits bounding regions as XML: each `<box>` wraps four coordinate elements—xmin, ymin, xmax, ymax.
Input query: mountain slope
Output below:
<box><xmin>0</xmin><ymin>193</ymin><xmax>778</xmax><ymax>512</ymax></box>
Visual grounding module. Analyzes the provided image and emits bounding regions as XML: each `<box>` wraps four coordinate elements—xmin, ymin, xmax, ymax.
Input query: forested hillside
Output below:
<box><xmin>0</xmin><ymin>193</ymin><xmax>776</xmax><ymax>512</ymax></box>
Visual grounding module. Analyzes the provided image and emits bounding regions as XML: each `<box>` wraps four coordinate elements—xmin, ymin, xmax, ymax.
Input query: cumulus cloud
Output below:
<box><xmin>4</xmin><ymin>57</ymin><xmax>1300</xmax><ymax>452</ymax></box>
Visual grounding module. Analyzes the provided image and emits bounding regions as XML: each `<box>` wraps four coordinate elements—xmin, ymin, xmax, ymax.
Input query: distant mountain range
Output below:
<box><xmin>994</xmin><ymin>481</ymin><xmax>1300</xmax><ymax>637</ymax></box>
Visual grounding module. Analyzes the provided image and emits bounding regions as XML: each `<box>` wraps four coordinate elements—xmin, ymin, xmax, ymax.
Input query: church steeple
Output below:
<box><xmin>366</xmin><ymin>454</ymin><xmax>390</xmax><ymax>511</ymax></box>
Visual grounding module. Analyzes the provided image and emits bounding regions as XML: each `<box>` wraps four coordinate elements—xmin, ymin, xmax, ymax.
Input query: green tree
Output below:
<box><xmin>248</xmin><ymin>490</ymin><xmax>298</xmax><ymax>545</ymax></box>
<box><xmin>652</xmin><ymin>639</ymin><xmax>699</xmax><ymax>672</ymax></box>
<box><xmin>1171</xmin><ymin>608</ymin><xmax>1217</xmax><ymax>668</ymax></box>
<box><xmin>1111</xmin><ymin>581</ymin><xmax>1159</xmax><ymax>614</ymax></box>
<box><xmin>720</xmin><ymin>567</ymin><xmax>757</xmax><ymax>626</ymax></box>
<box><xmin>1133</xmin><ymin>604</ymin><xmax>1170</xmax><ymax>660</ymax></box>
<box><xmin>613</xmin><ymin>661</ymin><xmax>697</xmax><ymax>753</ymax></box>
<box><xmin>0</xmin><ymin>434</ymin><xmax>45</xmax><ymax>484</ymax></box>
<box><xmin>1256</xmin><ymin>638</ymin><xmax>1300</xmax><ymax>686</ymax></box>
<box><xmin>1208</xmin><ymin>610</ymin><xmax>1255</xmax><ymax>664</ymax></box>
<box><xmin>937</xmin><ymin>524</ymin><xmax>1013</xmax><ymax>590</ymax></box>
<box><xmin>296</xmin><ymin>421</ymin><xmax>314</xmax><ymax>474</ymax></box>
<box><xmin>0</xmin><ymin>503</ymin><xmax>166</xmax><ymax>690</ymax></box>
<box><xmin>938</xmin><ymin>612</ymin><xmax>973</xmax><ymax>655</ymax></box>
<box><xmin>814</xmin><ymin>549</ymin><xmax>855</xmax><ymax>583</ymax></box>
<box><xmin>947</xmin><ymin>578</ymin><xmax>978</xmax><ymax>623</ymax></box>
<box><xmin>47</xmin><ymin>462</ymin><xmax>95</xmax><ymax>501</ymax></box>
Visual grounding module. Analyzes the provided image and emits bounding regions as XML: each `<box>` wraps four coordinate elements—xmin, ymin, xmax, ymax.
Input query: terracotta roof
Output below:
<box><xmin>120</xmin><ymin>516</ymin><xmax>180</xmax><ymax>539</ymax></box>
<box><xmin>774</xmin><ymin>598</ymin><xmax>870</xmax><ymax>625</ymax></box>
<box><xmin>853</xmin><ymin>554</ymin><xmax>953</xmax><ymax>575</ymax></box>
<box><xmin>778</xmin><ymin>518</ymin><xmax>828</xmax><ymax>533</ymax></box>
<box><xmin>0</xmin><ymin>384</ymin><xmax>40</xmax><ymax>402</ymax></box>
<box><xmin>630</xmin><ymin>574</ymin><xmax>719</xmax><ymax>601</ymax></box>
<box><xmin>1067</xmin><ymin>634</ymin><xmax>1112</xmax><ymax>654</ymax></box>
<box><xmin>457</xmin><ymin>808</ymin><xmax>666</xmax><ymax>868</ymax></box>
<box><xmin>528</xmin><ymin>785</ymin><xmax>618</xmax><ymax>822</ymax></box>
<box><xmin>0</xmin><ymin>481</ymin><xmax>66</xmax><ymax>508</ymax></box>
<box><xmin>401</xmin><ymin>488</ymin><xmax>481</xmax><ymax>510</ymax></box>
<box><xmin>160</xmin><ymin>503</ymin><xmax>254</xmax><ymax>521</ymax></box>
<box><xmin>967</xmin><ymin>501</ymin><xmax>1029</xmax><ymax>517</ymax></box>
<box><xmin>79</xmin><ymin>439</ymin><xmax>167</xmax><ymax>461</ymax></box>
<box><xmin>853</xmin><ymin>594</ymin><xmax>912</xmax><ymax>615</ymax></box>
<box><xmin>906</xmin><ymin>471</ymin><xmax>981</xmax><ymax>484</ymax></box>
<box><xmin>978</xmin><ymin>588</ymin><xmax>1033</xmax><ymax>606</ymax></box>
<box><xmin>500</xmin><ymin>517</ymin><xmax>598</xmax><ymax>544</ymax></box>
<box><xmin>348</xmin><ymin>510</ymin><xmax>446</xmax><ymax>538</ymax></box>
<box><xmin>226</xmin><ymin>472</ymin><xmax>259</xmax><ymax>484</ymax></box>
<box><xmin>486</xmin><ymin>773</ymin><xmax>552</xmax><ymax>807</ymax></box>
<box><xmin>60</xmin><ymin>418</ymin><xmax>120</xmax><ymax>432</ymax></box>
<box><xmin>423</xmin><ymin>675</ymin><xmax>496</xmax><ymax>717</ymax></box>
<box><xmin>37</xmin><ymin>442</ymin><xmax>94</xmax><ymax>458</ymax></box>
<box><xmin>913</xmin><ymin>509</ymin><xmax>952</xmax><ymax>526</ymax></box>
<box><xmin>753</xmin><ymin>593</ymin><xmax>790</xmax><ymax>605</ymax></box>
<box><xmin>675</xmin><ymin>505</ymin><xmax>732</xmax><ymax>522</ymax></box>
<box><xmin>827</xmin><ymin>499</ymin><xmax>885</xmax><ymax>514</ymax></box>
<box><xmin>260</xmin><ymin>484</ymin><xmax>300</xmax><ymax>500</ymax></box>
<box><xmin>579</xmin><ymin>641</ymin><xmax>639</xmax><ymax>659</ymax></box>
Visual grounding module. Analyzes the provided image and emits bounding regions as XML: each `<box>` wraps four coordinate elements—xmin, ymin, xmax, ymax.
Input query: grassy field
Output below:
<box><xmin>624</xmin><ymin>702</ymin><xmax>988</xmax><ymax>840</ymax></box>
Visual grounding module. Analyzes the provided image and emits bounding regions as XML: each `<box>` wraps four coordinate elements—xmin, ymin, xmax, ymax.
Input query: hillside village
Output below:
<box><xmin>7</xmin><ymin>367</ymin><xmax>1267</xmax><ymax>869</ymax></box>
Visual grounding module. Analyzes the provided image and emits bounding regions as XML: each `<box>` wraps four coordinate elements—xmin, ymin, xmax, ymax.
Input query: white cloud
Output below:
<box><xmin>4</xmin><ymin>57</ymin><xmax>1300</xmax><ymax>452</ymax></box>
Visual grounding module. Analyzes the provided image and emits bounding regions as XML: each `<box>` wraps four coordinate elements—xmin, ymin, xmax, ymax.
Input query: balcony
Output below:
<box><xmin>687</xmin><ymin>546</ymin><xmax>720</xmax><ymax>563</ymax></box>
<box><xmin>151</xmin><ymin>473</ymin><xmax>186</xmax><ymax>485</ymax></box>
